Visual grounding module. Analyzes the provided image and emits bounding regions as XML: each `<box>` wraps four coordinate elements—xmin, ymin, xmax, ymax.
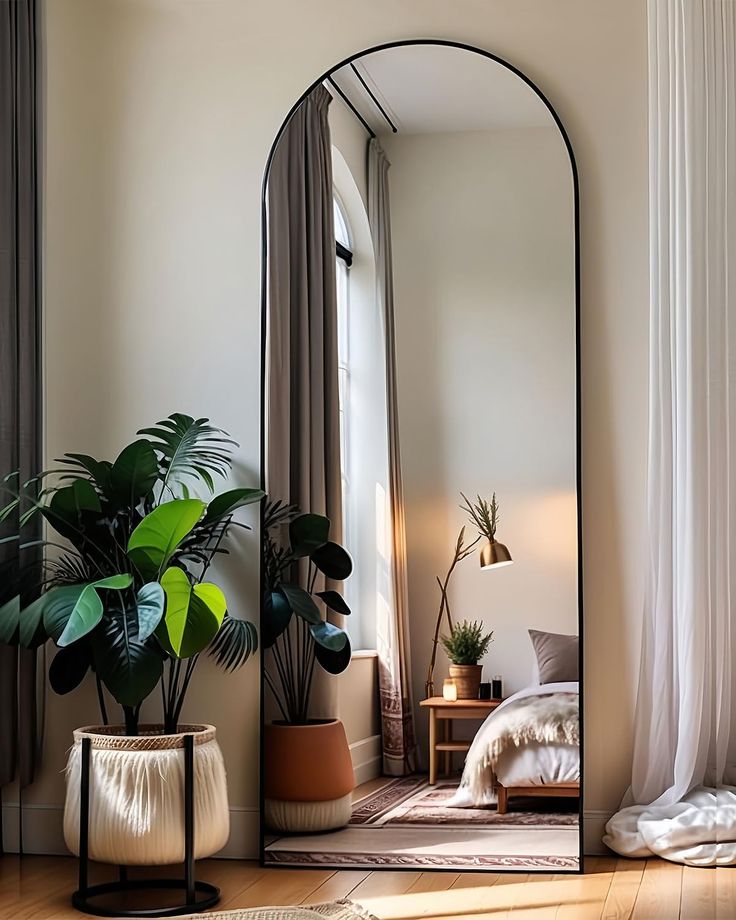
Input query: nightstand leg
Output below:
<box><xmin>429</xmin><ymin>709</ymin><xmax>437</xmax><ymax>784</ymax></box>
<box><xmin>497</xmin><ymin>784</ymin><xmax>508</xmax><ymax>815</ymax></box>
<box><xmin>444</xmin><ymin>720</ymin><xmax>452</xmax><ymax>776</ymax></box>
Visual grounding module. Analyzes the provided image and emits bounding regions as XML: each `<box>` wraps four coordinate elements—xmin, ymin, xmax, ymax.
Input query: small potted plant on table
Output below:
<box><xmin>0</xmin><ymin>414</ymin><xmax>263</xmax><ymax>876</ymax></box>
<box><xmin>262</xmin><ymin>500</ymin><xmax>355</xmax><ymax>833</ymax></box>
<box><xmin>441</xmin><ymin>620</ymin><xmax>494</xmax><ymax>699</ymax></box>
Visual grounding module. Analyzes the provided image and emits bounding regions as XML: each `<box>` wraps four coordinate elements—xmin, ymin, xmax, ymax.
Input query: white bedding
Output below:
<box><xmin>450</xmin><ymin>681</ymin><xmax>579</xmax><ymax>807</ymax></box>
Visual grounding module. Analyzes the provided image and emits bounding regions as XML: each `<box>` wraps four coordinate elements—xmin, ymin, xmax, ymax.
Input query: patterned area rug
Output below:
<box><xmin>182</xmin><ymin>900</ymin><xmax>376</xmax><ymax>920</ymax></box>
<box><xmin>350</xmin><ymin>777</ymin><xmax>579</xmax><ymax>828</ymax></box>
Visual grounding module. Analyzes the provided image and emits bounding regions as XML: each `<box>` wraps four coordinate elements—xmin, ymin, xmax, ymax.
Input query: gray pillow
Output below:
<box><xmin>528</xmin><ymin>629</ymin><xmax>579</xmax><ymax>683</ymax></box>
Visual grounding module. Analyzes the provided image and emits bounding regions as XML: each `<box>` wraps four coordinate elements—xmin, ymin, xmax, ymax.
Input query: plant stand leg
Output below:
<box><xmin>429</xmin><ymin>709</ymin><xmax>437</xmax><ymax>785</ymax></box>
<box><xmin>71</xmin><ymin>733</ymin><xmax>220</xmax><ymax>917</ymax></box>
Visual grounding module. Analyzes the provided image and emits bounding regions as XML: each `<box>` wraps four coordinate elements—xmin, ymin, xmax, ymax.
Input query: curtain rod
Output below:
<box><xmin>349</xmin><ymin>63</ymin><xmax>397</xmax><ymax>134</ymax></box>
<box><xmin>327</xmin><ymin>76</ymin><xmax>376</xmax><ymax>139</ymax></box>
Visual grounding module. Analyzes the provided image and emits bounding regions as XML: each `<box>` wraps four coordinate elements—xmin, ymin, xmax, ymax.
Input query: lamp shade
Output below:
<box><xmin>480</xmin><ymin>540</ymin><xmax>513</xmax><ymax>569</ymax></box>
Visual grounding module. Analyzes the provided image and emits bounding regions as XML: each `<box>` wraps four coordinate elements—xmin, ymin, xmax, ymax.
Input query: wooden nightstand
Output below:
<box><xmin>420</xmin><ymin>696</ymin><xmax>503</xmax><ymax>784</ymax></box>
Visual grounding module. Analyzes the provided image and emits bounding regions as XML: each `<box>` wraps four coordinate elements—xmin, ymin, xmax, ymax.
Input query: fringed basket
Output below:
<box><xmin>63</xmin><ymin>724</ymin><xmax>229</xmax><ymax>866</ymax></box>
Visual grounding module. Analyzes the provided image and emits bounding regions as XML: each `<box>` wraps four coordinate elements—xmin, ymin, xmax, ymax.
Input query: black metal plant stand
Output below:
<box><xmin>71</xmin><ymin>734</ymin><xmax>221</xmax><ymax>917</ymax></box>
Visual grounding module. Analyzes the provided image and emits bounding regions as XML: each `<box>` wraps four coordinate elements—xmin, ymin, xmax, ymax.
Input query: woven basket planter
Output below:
<box><xmin>63</xmin><ymin>724</ymin><xmax>229</xmax><ymax>866</ymax></box>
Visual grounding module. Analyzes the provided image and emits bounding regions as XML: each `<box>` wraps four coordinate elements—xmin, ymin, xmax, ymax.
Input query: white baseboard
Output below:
<box><xmin>583</xmin><ymin>810</ymin><xmax>614</xmax><ymax>856</ymax></box>
<box><xmin>350</xmin><ymin>734</ymin><xmax>382</xmax><ymax>786</ymax></box>
<box><xmin>2</xmin><ymin>800</ymin><xmax>613</xmax><ymax>860</ymax></box>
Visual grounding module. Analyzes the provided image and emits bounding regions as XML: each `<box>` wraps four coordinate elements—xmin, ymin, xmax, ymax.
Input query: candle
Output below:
<box><xmin>442</xmin><ymin>679</ymin><xmax>458</xmax><ymax>702</ymax></box>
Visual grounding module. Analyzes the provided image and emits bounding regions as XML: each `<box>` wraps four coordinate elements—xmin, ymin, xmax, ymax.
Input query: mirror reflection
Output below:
<box><xmin>262</xmin><ymin>43</ymin><xmax>580</xmax><ymax>872</ymax></box>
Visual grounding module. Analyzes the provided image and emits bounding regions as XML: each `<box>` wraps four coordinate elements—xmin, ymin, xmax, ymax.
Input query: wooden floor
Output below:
<box><xmin>0</xmin><ymin>855</ymin><xmax>731</xmax><ymax>919</ymax></box>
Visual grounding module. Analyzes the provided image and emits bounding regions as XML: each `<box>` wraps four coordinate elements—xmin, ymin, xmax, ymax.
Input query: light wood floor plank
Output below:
<box><xmin>716</xmin><ymin>864</ymin><xmax>736</xmax><ymax>918</ymax></box>
<box><xmin>600</xmin><ymin>858</ymin><xmax>646</xmax><ymax>920</ymax></box>
<box><xmin>679</xmin><ymin>865</ymin><xmax>716</xmax><ymax>920</ymax></box>
<box><xmin>630</xmin><ymin>859</ymin><xmax>683</xmax><ymax>920</ymax></box>
<box><xmin>300</xmin><ymin>870</ymin><xmax>372</xmax><ymax>904</ymax></box>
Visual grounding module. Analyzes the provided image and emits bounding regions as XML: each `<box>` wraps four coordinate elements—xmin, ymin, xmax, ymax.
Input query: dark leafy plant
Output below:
<box><xmin>262</xmin><ymin>499</ymin><xmax>353</xmax><ymax>724</ymax></box>
<box><xmin>441</xmin><ymin>619</ymin><xmax>494</xmax><ymax>666</ymax></box>
<box><xmin>0</xmin><ymin>414</ymin><xmax>264</xmax><ymax>735</ymax></box>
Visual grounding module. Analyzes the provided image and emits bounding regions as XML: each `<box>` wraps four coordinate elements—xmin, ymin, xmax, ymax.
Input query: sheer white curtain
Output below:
<box><xmin>604</xmin><ymin>0</ymin><xmax>735</xmax><ymax>867</ymax></box>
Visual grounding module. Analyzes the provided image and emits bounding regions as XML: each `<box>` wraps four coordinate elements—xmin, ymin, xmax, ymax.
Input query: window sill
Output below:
<box><xmin>351</xmin><ymin>649</ymin><xmax>378</xmax><ymax>659</ymax></box>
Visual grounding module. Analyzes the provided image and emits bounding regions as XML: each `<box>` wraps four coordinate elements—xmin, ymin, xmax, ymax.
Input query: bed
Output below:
<box><xmin>448</xmin><ymin>681</ymin><xmax>580</xmax><ymax>814</ymax></box>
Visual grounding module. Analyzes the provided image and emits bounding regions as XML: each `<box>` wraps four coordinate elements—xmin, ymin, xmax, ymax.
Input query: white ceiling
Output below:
<box><xmin>330</xmin><ymin>45</ymin><xmax>553</xmax><ymax>136</ymax></box>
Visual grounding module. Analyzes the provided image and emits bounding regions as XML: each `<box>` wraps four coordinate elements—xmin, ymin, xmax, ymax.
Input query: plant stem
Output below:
<box><xmin>96</xmin><ymin>676</ymin><xmax>108</xmax><ymax>726</ymax></box>
<box><xmin>123</xmin><ymin>705</ymin><xmax>138</xmax><ymax>736</ymax></box>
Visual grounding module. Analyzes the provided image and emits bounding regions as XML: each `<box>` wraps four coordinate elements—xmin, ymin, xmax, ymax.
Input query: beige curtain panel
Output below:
<box><xmin>368</xmin><ymin>139</ymin><xmax>418</xmax><ymax>776</ymax></box>
<box><xmin>266</xmin><ymin>85</ymin><xmax>342</xmax><ymax>719</ymax></box>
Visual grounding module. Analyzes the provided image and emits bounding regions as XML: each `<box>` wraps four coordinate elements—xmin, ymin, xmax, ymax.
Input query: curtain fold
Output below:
<box><xmin>0</xmin><ymin>0</ymin><xmax>42</xmax><ymax>849</ymax></box>
<box><xmin>266</xmin><ymin>86</ymin><xmax>342</xmax><ymax>719</ymax></box>
<box><xmin>368</xmin><ymin>139</ymin><xmax>417</xmax><ymax>776</ymax></box>
<box><xmin>604</xmin><ymin>0</ymin><xmax>735</xmax><ymax>867</ymax></box>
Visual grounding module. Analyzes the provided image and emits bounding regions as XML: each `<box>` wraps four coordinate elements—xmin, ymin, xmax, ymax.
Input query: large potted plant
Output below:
<box><xmin>441</xmin><ymin>620</ymin><xmax>494</xmax><ymax>699</ymax></box>
<box><xmin>261</xmin><ymin>500</ymin><xmax>354</xmax><ymax>833</ymax></box>
<box><xmin>0</xmin><ymin>414</ymin><xmax>263</xmax><ymax>865</ymax></box>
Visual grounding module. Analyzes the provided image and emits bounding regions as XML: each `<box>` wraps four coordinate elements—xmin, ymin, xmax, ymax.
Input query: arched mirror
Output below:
<box><xmin>260</xmin><ymin>41</ymin><xmax>581</xmax><ymax>873</ymax></box>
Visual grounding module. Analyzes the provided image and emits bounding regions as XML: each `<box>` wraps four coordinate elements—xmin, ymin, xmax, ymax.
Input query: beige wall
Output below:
<box><xmin>382</xmin><ymin>125</ymin><xmax>577</xmax><ymax>754</ymax></box>
<box><xmin>2</xmin><ymin>0</ymin><xmax>647</xmax><ymax>857</ymax></box>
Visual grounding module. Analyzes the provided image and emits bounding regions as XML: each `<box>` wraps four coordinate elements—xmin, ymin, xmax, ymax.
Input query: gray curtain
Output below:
<box><xmin>0</xmin><ymin>0</ymin><xmax>42</xmax><ymax>850</ymax></box>
<box><xmin>368</xmin><ymin>139</ymin><xmax>417</xmax><ymax>775</ymax></box>
<box><xmin>266</xmin><ymin>86</ymin><xmax>342</xmax><ymax>718</ymax></box>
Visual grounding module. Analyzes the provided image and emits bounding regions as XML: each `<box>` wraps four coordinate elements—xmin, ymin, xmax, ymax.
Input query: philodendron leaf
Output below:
<box><xmin>262</xmin><ymin>590</ymin><xmax>292</xmax><ymax>648</ymax></box>
<box><xmin>43</xmin><ymin>585</ymin><xmax>87</xmax><ymax>643</ymax></box>
<box><xmin>49</xmin><ymin>644</ymin><xmax>91</xmax><ymax>694</ymax></box>
<box><xmin>109</xmin><ymin>439</ymin><xmax>159</xmax><ymax>507</ymax></box>
<box><xmin>311</xmin><ymin>542</ymin><xmax>353</xmax><ymax>581</ymax></box>
<box><xmin>289</xmin><ymin>513</ymin><xmax>330</xmax><ymax>558</ymax></box>
<box><xmin>314</xmin><ymin>633</ymin><xmax>352</xmax><ymax>674</ymax></box>
<box><xmin>280</xmin><ymin>584</ymin><xmax>321</xmax><ymax>625</ymax></box>
<box><xmin>128</xmin><ymin>499</ymin><xmax>205</xmax><ymax>580</ymax></box>
<box><xmin>92</xmin><ymin>604</ymin><xmax>163</xmax><ymax>708</ymax></box>
<box><xmin>57</xmin><ymin>575</ymin><xmax>134</xmax><ymax>648</ymax></box>
<box><xmin>309</xmin><ymin>619</ymin><xmax>348</xmax><ymax>651</ymax></box>
<box><xmin>316</xmin><ymin>590</ymin><xmax>351</xmax><ymax>616</ymax></box>
<box><xmin>136</xmin><ymin>582</ymin><xmax>165</xmax><ymax>642</ymax></box>
<box><xmin>158</xmin><ymin>567</ymin><xmax>226</xmax><ymax>659</ymax></box>
<box><xmin>202</xmin><ymin>488</ymin><xmax>265</xmax><ymax>525</ymax></box>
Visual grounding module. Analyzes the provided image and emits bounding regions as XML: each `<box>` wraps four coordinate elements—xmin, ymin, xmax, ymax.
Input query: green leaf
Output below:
<box><xmin>158</xmin><ymin>567</ymin><xmax>225</xmax><ymax>658</ymax></box>
<box><xmin>136</xmin><ymin>582</ymin><xmax>165</xmax><ymax>642</ymax></box>
<box><xmin>58</xmin><ymin>454</ymin><xmax>113</xmax><ymax>494</ymax></box>
<box><xmin>20</xmin><ymin>593</ymin><xmax>50</xmax><ymax>648</ymax></box>
<box><xmin>316</xmin><ymin>590</ymin><xmax>351</xmax><ymax>616</ymax></box>
<box><xmin>43</xmin><ymin>586</ymin><xmax>86</xmax><ymax>643</ymax></box>
<box><xmin>139</xmin><ymin>414</ymin><xmax>236</xmax><ymax>497</ymax></box>
<box><xmin>202</xmin><ymin>488</ymin><xmax>265</xmax><ymax>525</ymax></box>
<box><xmin>128</xmin><ymin>499</ymin><xmax>205</xmax><ymax>579</ymax></box>
<box><xmin>57</xmin><ymin>575</ymin><xmax>133</xmax><ymax>648</ymax></box>
<box><xmin>280</xmin><ymin>584</ymin><xmax>321</xmax><ymax>624</ymax></box>
<box><xmin>110</xmin><ymin>439</ymin><xmax>159</xmax><ymax>506</ymax></box>
<box><xmin>207</xmin><ymin>614</ymin><xmax>258</xmax><ymax>671</ymax></box>
<box><xmin>92</xmin><ymin>604</ymin><xmax>163</xmax><ymax>708</ymax></box>
<box><xmin>49</xmin><ymin>644</ymin><xmax>90</xmax><ymax>694</ymax></box>
<box><xmin>289</xmin><ymin>513</ymin><xmax>330</xmax><ymax>558</ymax></box>
<box><xmin>311</xmin><ymin>542</ymin><xmax>353</xmax><ymax>581</ymax></box>
<box><xmin>262</xmin><ymin>590</ymin><xmax>292</xmax><ymax>648</ymax></box>
<box><xmin>309</xmin><ymin>619</ymin><xmax>348</xmax><ymax>651</ymax></box>
<box><xmin>50</xmin><ymin>479</ymin><xmax>101</xmax><ymax>518</ymax></box>
<box><xmin>314</xmin><ymin>633</ymin><xmax>351</xmax><ymax>674</ymax></box>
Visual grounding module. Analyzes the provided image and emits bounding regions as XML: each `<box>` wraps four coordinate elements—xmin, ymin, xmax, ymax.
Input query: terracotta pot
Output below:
<box><xmin>264</xmin><ymin>719</ymin><xmax>355</xmax><ymax>833</ymax></box>
<box><xmin>63</xmin><ymin>724</ymin><xmax>229</xmax><ymax>866</ymax></box>
<box><xmin>449</xmin><ymin>664</ymin><xmax>483</xmax><ymax>699</ymax></box>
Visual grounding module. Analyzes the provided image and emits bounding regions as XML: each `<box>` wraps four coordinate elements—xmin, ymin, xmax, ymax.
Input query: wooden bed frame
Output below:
<box><xmin>494</xmin><ymin>777</ymin><xmax>580</xmax><ymax>815</ymax></box>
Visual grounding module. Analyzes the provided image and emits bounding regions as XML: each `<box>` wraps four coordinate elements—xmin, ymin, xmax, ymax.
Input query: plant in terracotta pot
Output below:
<box><xmin>0</xmin><ymin>413</ymin><xmax>263</xmax><ymax>866</ymax></box>
<box><xmin>441</xmin><ymin>620</ymin><xmax>494</xmax><ymax>700</ymax></box>
<box><xmin>261</xmin><ymin>499</ymin><xmax>354</xmax><ymax>833</ymax></box>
